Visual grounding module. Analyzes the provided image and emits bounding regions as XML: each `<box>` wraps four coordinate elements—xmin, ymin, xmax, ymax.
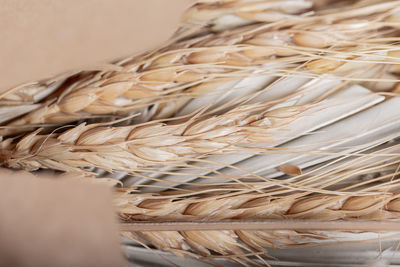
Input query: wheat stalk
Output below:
<box><xmin>112</xmin><ymin>133</ymin><xmax>400</xmax><ymax>265</ymax></box>
<box><xmin>114</xmin><ymin>135</ymin><xmax>400</xmax><ymax>265</ymax></box>
<box><xmin>115</xmin><ymin>182</ymin><xmax>400</xmax><ymax>265</ymax></box>
<box><xmin>0</xmin><ymin>100</ymin><xmax>309</xmax><ymax>174</ymax></box>
<box><xmin>1</xmin><ymin>0</ymin><xmax>399</xmax><ymax>138</ymax></box>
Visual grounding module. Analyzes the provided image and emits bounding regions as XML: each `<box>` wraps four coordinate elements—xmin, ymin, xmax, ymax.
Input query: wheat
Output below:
<box><xmin>180</xmin><ymin>0</ymin><xmax>400</xmax><ymax>36</ymax></box>
<box><xmin>181</xmin><ymin>0</ymin><xmax>312</xmax><ymax>33</ymax></box>
<box><xmin>113</xmin><ymin>131</ymin><xmax>400</xmax><ymax>264</ymax></box>
<box><xmin>1</xmin><ymin>0</ymin><xmax>399</xmax><ymax>138</ymax></box>
<box><xmin>0</xmin><ymin>100</ymin><xmax>308</xmax><ymax>174</ymax></box>
<box><xmin>114</xmin><ymin>133</ymin><xmax>400</xmax><ymax>264</ymax></box>
<box><xmin>115</xmin><ymin>182</ymin><xmax>400</xmax><ymax>265</ymax></box>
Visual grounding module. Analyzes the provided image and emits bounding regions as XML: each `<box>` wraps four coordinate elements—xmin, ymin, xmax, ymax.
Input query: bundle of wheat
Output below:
<box><xmin>2</xmin><ymin>0</ymin><xmax>400</xmax><ymax>266</ymax></box>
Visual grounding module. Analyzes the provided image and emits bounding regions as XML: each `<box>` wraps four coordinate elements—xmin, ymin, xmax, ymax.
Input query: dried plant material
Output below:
<box><xmin>113</xmin><ymin>133</ymin><xmax>400</xmax><ymax>265</ymax></box>
<box><xmin>218</xmin><ymin>95</ymin><xmax>398</xmax><ymax>181</ymax></box>
<box><xmin>1</xmin><ymin>0</ymin><xmax>400</xmax><ymax>138</ymax></box>
<box><xmin>182</xmin><ymin>0</ymin><xmax>313</xmax><ymax>33</ymax></box>
<box><xmin>0</xmin><ymin>104</ymin><xmax>40</xmax><ymax>124</ymax></box>
<box><xmin>0</xmin><ymin>102</ymin><xmax>307</xmax><ymax>174</ymax></box>
<box><xmin>115</xmin><ymin>182</ymin><xmax>400</xmax><ymax>264</ymax></box>
<box><xmin>277</xmin><ymin>164</ymin><xmax>302</xmax><ymax>176</ymax></box>
<box><xmin>137</xmin><ymin>84</ymin><xmax>382</xmax><ymax>191</ymax></box>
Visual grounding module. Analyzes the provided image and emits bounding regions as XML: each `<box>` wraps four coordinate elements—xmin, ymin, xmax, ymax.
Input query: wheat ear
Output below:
<box><xmin>2</xmin><ymin>0</ymin><xmax>399</xmax><ymax>138</ymax></box>
<box><xmin>115</xmin><ymin>184</ymin><xmax>400</xmax><ymax>265</ymax></box>
<box><xmin>181</xmin><ymin>0</ymin><xmax>400</xmax><ymax>33</ymax></box>
<box><xmin>0</xmin><ymin>99</ymin><xmax>308</xmax><ymax>174</ymax></box>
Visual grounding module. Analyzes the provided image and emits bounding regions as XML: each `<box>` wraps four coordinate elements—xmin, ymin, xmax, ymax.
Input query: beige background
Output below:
<box><xmin>0</xmin><ymin>169</ymin><xmax>125</xmax><ymax>267</ymax></box>
<box><xmin>0</xmin><ymin>0</ymin><xmax>191</xmax><ymax>92</ymax></box>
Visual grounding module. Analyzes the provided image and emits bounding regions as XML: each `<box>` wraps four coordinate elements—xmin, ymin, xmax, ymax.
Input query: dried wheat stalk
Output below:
<box><xmin>0</xmin><ymin>100</ymin><xmax>308</xmax><ymax>174</ymax></box>
<box><xmin>116</xmin><ymin>180</ymin><xmax>400</xmax><ymax>265</ymax></box>
<box><xmin>114</xmin><ymin>128</ymin><xmax>400</xmax><ymax>265</ymax></box>
<box><xmin>1</xmin><ymin>0</ymin><xmax>399</xmax><ymax>138</ymax></box>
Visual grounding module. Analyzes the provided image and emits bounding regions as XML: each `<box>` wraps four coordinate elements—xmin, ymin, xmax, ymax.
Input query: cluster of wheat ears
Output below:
<box><xmin>2</xmin><ymin>0</ymin><xmax>400</xmax><ymax>265</ymax></box>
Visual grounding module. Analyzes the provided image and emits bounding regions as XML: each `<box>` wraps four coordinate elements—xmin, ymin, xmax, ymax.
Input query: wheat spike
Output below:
<box><xmin>0</xmin><ymin>99</ymin><xmax>309</xmax><ymax>174</ymax></box>
<box><xmin>115</xmin><ymin>182</ymin><xmax>400</xmax><ymax>265</ymax></box>
<box><xmin>1</xmin><ymin>0</ymin><xmax>399</xmax><ymax>138</ymax></box>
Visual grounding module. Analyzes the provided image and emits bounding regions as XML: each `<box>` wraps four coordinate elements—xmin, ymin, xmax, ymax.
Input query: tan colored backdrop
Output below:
<box><xmin>0</xmin><ymin>0</ymin><xmax>192</xmax><ymax>92</ymax></box>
